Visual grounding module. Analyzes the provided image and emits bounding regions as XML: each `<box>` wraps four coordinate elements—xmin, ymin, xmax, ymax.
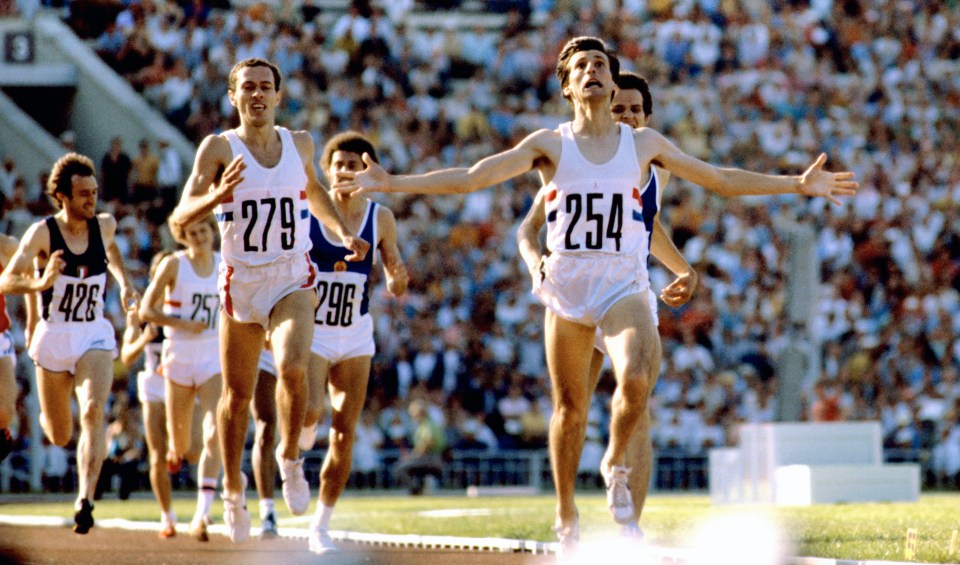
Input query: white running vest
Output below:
<box><xmin>215</xmin><ymin>127</ymin><xmax>311</xmax><ymax>267</ymax></box>
<box><xmin>542</xmin><ymin>122</ymin><xmax>660</xmax><ymax>257</ymax></box>
<box><xmin>162</xmin><ymin>250</ymin><xmax>221</xmax><ymax>340</ymax></box>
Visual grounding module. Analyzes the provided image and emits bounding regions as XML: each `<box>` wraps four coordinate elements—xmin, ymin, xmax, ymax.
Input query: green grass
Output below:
<box><xmin>1</xmin><ymin>491</ymin><xmax>959</xmax><ymax>563</ymax></box>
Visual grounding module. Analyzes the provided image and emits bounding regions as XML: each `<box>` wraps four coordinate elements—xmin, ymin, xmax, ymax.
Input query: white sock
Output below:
<box><xmin>259</xmin><ymin>498</ymin><xmax>275</xmax><ymax>520</ymax></box>
<box><xmin>197</xmin><ymin>477</ymin><xmax>217</xmax><ymax>518</ymax></box>
<box><xmin>162</xmin><ymin>510</ymin><xmax>177</xmax><ymax>526</ymax></box>
<box><xmin>313</xmin><ymin>504</ymin><xmax>335</xmax><ymax>531</ymax></box>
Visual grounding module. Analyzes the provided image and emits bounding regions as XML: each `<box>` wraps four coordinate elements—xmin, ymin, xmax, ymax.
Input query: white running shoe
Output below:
<box><xmin>308</xmin><ymin>524</ymin><xmax>341</xmax><ymax>555</ymax></box>
<box><xmin>298</xmin><ymin>425</ymin><xmax>317</xmax><ymax>451</ymax></box>
<box><xmin>620</xmin><ymin>520</ymin><xmax>645</xmax><ymax>540</ymax></box>
<box><xmin>553</xmin><ymin>513</ymin><xmax>579</xmax><ymax>563</ymax></box>
<box><xmin>222</xmin><ymin>475</ymin><xmax>251</xmax><ymax>543</ymax></box>
<box><xmin>276</xmin><ymin>444</ymin><xmax>310</xmax><ymax>515</ymax></box>
<box><xmin>602</xmin><ymin>465</ymin><xmax>634</xmax><ymax>525</ymax></box>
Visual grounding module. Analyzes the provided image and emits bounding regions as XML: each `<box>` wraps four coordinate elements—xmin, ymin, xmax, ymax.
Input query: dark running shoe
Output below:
<box><xmin>74</xmin><ymin>499</ymin><xmax>94</xmax><ymax>534</ymax></box>
<box><xmin>0</xmin><ymin>428</ymin><xmax>13</xmax><ymax>463</ymax></box>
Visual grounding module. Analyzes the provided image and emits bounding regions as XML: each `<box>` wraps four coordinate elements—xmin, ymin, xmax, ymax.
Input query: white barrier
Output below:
<box><xmin>710</xmin><ymin>422</ymin><xmax>920</xmax><ymax>505</ymax></box>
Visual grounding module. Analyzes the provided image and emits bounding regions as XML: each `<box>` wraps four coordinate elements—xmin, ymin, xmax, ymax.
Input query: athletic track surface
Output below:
<box><xmin>0</xmin><ymin>524</ymin><xmax>557</xmax><ymax>565</ymax></box>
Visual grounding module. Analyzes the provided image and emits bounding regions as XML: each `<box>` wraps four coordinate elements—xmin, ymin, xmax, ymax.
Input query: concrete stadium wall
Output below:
<box><xmin>32</xmin><ymin>14</ymin><xmax>195</xmax><ymax>175</ymax></box>
<box><xmin>0</xmin><ymin>89</ymin><xmax>65</xmax><ymax>186</ymax></box>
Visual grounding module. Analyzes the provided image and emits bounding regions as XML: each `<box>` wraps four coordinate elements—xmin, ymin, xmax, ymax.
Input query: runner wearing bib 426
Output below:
<box><xmin>216</xmin><ymin>127</ymin><xmax>317</xmax><ymax>328</ymax></box>
<box><xmin>30</xmin><ymin>217</ymin><xmax>116</xmax><ymax>373</ymax></box>
<box><xmin>309</xmin><ymin>200</ymin><xmax>378</xmax><ymax>363</ymax></box>
<box><xmin>534</xmin><ymin>122</ymin><xmax>660</xmax><ymax>327</ymax></box>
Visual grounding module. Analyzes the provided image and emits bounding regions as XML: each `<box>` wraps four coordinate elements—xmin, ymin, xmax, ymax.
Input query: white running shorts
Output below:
<box><xmin>162</xmin><ymin>336</ymin><xmax>220</xmax><ymax>389</ymax></box>
<box><xmin>0</xmin><ymin>330</ymin><xmax>16</xmax><ymax>366</ymax></box>
<box><xmin>219</xmin><ymin>253</ymin><xmax>318</xmax><ymax>330</ymax></box>
<box><xmin>533</xmin><ymin>253</ymin><xmax>648</xmax><ymax>328</ymax></box>
<box><xmin>137</xmin><ymin>369</ymin><xmax>165</xmax><ymax>404</ymax></box>
<box><xmin>311</xmin><ymin>314</ymin><xmax>375</xmax><ymax>365</ymax></box>
<box><xmin>29</xmin><ymin>318</ymin><xmax>117</xmax><ymax>374</ymax></box>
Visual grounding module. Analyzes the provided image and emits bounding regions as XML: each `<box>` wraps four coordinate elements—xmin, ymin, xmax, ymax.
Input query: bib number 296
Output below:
<box><xmin>315</xmin><ymin>281</ymin><xmax>357</xmax><ymax>327</ymax></box>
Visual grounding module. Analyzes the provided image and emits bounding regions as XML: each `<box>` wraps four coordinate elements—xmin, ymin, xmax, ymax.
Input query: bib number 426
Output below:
<box><xmin>57</xmin><ymin>282</ymin><xmax>100</xmax><ymax>322</ymax></box>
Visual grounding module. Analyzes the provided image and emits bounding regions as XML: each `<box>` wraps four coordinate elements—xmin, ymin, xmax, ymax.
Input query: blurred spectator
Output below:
<box><xmin>497</xmin><ymin>382</ymin><xmax>530</xmax><ymax>449</ymax></box>
<box><xmin>130</xmin><ymin>139</ymin><xmax>159</xmax><ymax>203</ymax></box>
<box><xmin>931</xmin><ymin>423</ymin><xmax>960</xmax><ymax>488</ymax></box>
<box><xmin>155</xmin><ymin>139</ymin><xmax>182</xmax><ymax>211</ymax></box>
<box><xmin>0</xmin><ymin>157</ymin><xmax>18</xmax><ymax>201</ymax></box>
<box><xmin>394</xmin><ymin>400</ymin><xmax>446</xmax><ymax>494</ymax></box>
<box><xmin>351</xmin><ymin>411</ymin><xmax>384</xmax><ymax>488</ymax></box>
<box><xmin>59</xmin><ymin>130</ymin><xmax>76</xmax><ymax>152</ymax></box>
<box><xmin>95</xmin><ymin>392</ymin><xmax>144</xmax><ymax>500</ymax></box>
<box><xmin>810</xmin><ymin>379</ymin><xmax>846</xmax><ymax>422</ymax></box>
<box><xmin>100</xmin><ymin>137</ymin><xmax>132</xmax><ymax>203</ymax></box>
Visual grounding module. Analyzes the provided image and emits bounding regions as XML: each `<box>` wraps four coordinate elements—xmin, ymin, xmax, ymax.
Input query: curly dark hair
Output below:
<box><xmin>320</xmin><ymin>131</ymin><xmax>379</xmax><ymax>174</ymax></box>
<box><xmin>46</xmin><ymin>152</ymin><xmax>95</xmax><ymax>208</ymax></box>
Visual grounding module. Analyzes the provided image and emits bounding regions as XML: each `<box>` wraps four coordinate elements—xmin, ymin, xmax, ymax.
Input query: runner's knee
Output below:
<box><xmin>255</xmin><ymin>419</ymin><xmax>276</xmax><ymax>448</ymax></box>
<box><xmin>222</xmin><ymin>386</ymin><xmax>253</xmax><ymax>408</ymax></box>
<box><xmin>616</xmin><ymin>376</ymin><xmax>650</xmax><ymax>408</ymax></box>
<box><xmin>277</xmin><ymin>364</ymin><xmax>306</xmax><ymax>389</ymax></box>
<box><xmin>47</xmin><ymin>423</ymin><xmax>72</xmax><ymax>447</ymax></box>
<box><xmin>330</xmin><ymin>426</ymin><xmax>355</xmax><ymax>451</ymax></box>
<box><xmin>552</xmin><ymin>404</ymin><xmax>588</xmax><ymax>432</ymax></box>
<box><xmin>79</xmin><ymin>398</ymin><xmax>104</xmax><ymax>429</ymax></box>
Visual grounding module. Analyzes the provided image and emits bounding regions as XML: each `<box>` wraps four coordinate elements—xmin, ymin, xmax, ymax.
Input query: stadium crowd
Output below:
<box><xmin>1</xmin><ymin>0</ymin><xmax>959</xmax><ymax>492</ymax></box>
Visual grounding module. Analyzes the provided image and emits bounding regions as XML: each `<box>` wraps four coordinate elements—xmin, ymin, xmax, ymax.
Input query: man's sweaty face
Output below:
<box><xmin>611</xmin><ymin>89</ymin><xmax>647</xmax><ymax>129</ymax></box>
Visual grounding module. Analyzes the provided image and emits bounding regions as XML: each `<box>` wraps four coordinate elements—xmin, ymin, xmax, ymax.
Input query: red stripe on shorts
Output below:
<box><xmin>164</xmin><ymin>300</ymin><xmax>182</xmax><ymax>307</ymax></box>
<box><xmin>300</xmin><ymin>253</ymin><xmax>317</xmax><ymax>288</ymax></box>
<box><xmin>223</xmin><ymin>265</ymin><xmax>234</xmax><ymax>317</ymax></box>
<box><xmin>545</xmin><ymin>189</ymin><xmax>557</xmax><ymax>202</ymax></box>
<box><xmin>300</xmin><ymin>190</ymin><xmax>307</xmax><ymax>200</ymax></box>
<box><xmin>0</xmin><ymin>296</ymin><xmax>10</xmax><ymax>334</ymax></box>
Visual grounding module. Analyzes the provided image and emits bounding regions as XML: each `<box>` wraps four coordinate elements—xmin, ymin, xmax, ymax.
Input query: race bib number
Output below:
<box><xmin>314</xmin><ymin>281</ymin><xmax>358</xmax><ymax>327</ymax></box>
<box><xmin>189</xmin><ymin>292</ymin><xmax>220</xmax><ymax>330</ymax></box>
<box><xmin>240</xmin><ymin>196</ymin><xmax>297</xmax><ymax>253</ymax></box>
<box><xmin>57</xmin><ymin>282</ymin><xmax>101</xmax><ymax>322</ymax></box>
<box><xmin>562</xmin><ymin>192</ymin><xmax>624</xmax><ymax>252</ymax></box>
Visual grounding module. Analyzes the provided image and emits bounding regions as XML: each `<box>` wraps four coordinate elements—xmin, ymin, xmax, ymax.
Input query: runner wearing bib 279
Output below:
<box><xmin>169</xmin><ymin>58</ymin><xmax>369</xmax><ymax>543</ymax></box>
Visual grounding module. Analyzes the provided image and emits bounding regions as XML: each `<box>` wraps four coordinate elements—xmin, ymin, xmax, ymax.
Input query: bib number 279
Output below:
<box><xmin>241</xmin><ymin>197</ymin><xmax>296</xmax><ymax>252</ymax></box>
